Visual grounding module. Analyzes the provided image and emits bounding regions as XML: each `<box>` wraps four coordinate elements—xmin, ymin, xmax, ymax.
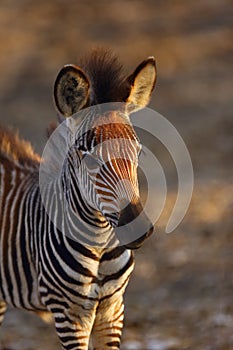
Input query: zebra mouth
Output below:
<box><xmin>123</xmin><ymin>225</ymin><xmax>154</xmax><ymax>249</ymax></box>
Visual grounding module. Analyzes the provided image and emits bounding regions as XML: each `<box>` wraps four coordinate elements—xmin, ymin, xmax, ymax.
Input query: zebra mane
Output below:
<box><xmin>80</xmin><ymin>48</ymin><xmax>130</xmax><ymax>104</ymax></box>
<box><xmin>0</xmin><ymin>127</ymin><xmax>41</xmax><ymax>167</ymax></box>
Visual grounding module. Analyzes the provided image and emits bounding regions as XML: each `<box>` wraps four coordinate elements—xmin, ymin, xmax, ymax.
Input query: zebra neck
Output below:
<box><xmin>43</xmin><ymin>178</ymin><xmax>117</xmax><ymax>249</ymax></box>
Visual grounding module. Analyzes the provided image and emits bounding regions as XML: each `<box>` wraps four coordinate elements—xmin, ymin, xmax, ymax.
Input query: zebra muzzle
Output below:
<box><xmin>115</xmin><ymin>201</ymin><xmax>154</xmax><ymax>249</ymax></box>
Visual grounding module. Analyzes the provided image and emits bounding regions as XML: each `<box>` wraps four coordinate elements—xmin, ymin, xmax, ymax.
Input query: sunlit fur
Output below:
<box><xmin>0</xmin><ymin>128</ymin><xmax>41</xmax><ymax>167</ymax></box>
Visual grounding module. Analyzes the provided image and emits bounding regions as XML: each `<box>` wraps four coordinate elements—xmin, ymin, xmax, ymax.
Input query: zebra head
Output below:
<box><xmin>53</xmin><ymin>51</ymin><xmax>157</xmax><ymax>249</ymax></box>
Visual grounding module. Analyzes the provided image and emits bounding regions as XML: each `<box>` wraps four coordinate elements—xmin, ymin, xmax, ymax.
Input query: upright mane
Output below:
<box><xmin>80</xmin><ymin>48</ymin><xmax>130</xmax><ymax>104</ymax></box>
<box><xmin>0</xmin><ymin>127</ymin><xmax>41</xmax><ymax>167</ymax></box>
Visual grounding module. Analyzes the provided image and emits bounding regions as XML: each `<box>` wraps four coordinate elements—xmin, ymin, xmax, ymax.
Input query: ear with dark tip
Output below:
<box><xmin>126</xmin><ymin>57</ymin><xmax>157</xmax><ymax>112</ymax></box>
<box><xmin>54</xmin><ymin>64</ymin><xmax>90</xmax><ymax>118</ymax></box>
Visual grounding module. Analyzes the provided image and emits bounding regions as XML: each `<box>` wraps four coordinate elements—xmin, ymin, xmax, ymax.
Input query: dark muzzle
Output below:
<box><xmin>115</xmin><ymin>201</ymin><xmax>154</xmax><ymax>249</ymax></box>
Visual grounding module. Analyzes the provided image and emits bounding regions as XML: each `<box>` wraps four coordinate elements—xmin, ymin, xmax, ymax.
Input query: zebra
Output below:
<box><xmin>0</xmin><ymin>49</ymin><xmax>156</xmax><ymax>350</ymax></box>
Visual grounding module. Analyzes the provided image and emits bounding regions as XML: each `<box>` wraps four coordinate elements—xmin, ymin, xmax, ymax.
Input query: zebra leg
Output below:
<box><xmin>53</xmin><ymin>308</ymin><xmax>96</xmax><ymax>350</ymax></box>
<box><xmin>92</xmin><ymin>296</ymin><xmax>124</xmax><ymax>350</ymax></box>
<box><xmin>0</xmin><ymin>301</ymin><xmax>7</xmax><ymax>326</ymax></box>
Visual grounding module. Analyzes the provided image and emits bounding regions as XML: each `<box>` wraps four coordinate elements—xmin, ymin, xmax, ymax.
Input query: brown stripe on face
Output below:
<box><xmin>91</xmin><ymin>114</ymin><xmax>140</xmax><ymax>171</ymax></box>
<box><xmin>92</xmin><ymin>111</ymin><xmax>138</xmax><ymax>144</ymax></box>
<box><xmin>109</xmin><ymin>158</ymin><xmax>139</xmax><ymax>198</ymax></box>
<box><xmin>96</xmin><ymin>157</ymin><xmax>139</xmax><ymax>206</ymax></box>
<box><xmin>86</xmin><ymin>111</ymin><xmax>141</xmax><ymax>227</ymax></box>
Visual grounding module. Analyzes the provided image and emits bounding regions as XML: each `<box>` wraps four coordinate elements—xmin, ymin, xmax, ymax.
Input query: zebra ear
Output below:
<box><xmin>54</xmin><ymin>65</ymin><xmax>90</xmax><ymax>118</ymax></box>
<box><xmin>126</xmin><ymin>57</ymin><xmax>156</xmax><ymax>112</ymax></box>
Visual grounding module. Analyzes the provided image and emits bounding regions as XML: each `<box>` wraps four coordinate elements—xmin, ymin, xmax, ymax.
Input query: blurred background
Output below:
<box><xmin>0</xmin><ymin>0</ymin><xmax>232</xmax><ymax>349</ymax></box>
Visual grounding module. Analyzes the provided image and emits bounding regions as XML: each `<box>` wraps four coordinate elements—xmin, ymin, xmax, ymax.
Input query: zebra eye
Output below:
<box><xmin>83</xmin><ymin>153</ymin><xmax>100</xmax><ymax>170</ymax></box>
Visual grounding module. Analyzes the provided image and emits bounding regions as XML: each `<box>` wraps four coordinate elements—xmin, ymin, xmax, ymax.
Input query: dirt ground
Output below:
<box><xmin>0</xmin><ymin>1</ymin><xmax>232</xmax><ymax>349</ymax></box>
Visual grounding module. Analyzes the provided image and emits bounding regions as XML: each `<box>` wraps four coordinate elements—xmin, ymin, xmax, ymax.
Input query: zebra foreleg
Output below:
<box><xmin>92</xmin><ymin>296</ymin><xmax>124</xmax><ymax>350</ymax></box>
<box><xmin>0</xmin><ymin>301</ymin><xmax>7</xmax><ymax>326</ymax></box>
<box><xmin>53</xmin><ymin>307</ymin><xmax>96</xmax><ymax>350</ymax></box>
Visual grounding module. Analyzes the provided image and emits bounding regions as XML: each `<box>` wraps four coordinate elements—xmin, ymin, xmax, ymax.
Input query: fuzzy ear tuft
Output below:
<box><xmin>126</xmin><ymin>57</ymin><xmax>157</xmax><ymax>112</ymax></box>
<box><xmin>54</xmin><ymin>65</ymin><xmax>90</xmax><ymax>118</ymax></box>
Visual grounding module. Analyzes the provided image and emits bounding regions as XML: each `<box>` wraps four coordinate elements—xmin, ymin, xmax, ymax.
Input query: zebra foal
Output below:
<box><xmin>0</xmin><ymin>50</ymin><xmax>156</xmax><ymax>349</ymax></box>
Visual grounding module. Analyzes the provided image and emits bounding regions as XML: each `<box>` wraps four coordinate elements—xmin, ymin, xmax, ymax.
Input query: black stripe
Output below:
<box><xmin>19</xmin><ymin>193</ymin><xmax>34</xmax><ymax>306</ymax></box>
<box><xmin>2</xmin><ymin>171</ymin><xmax>20</xmax><ymax>306</ymax></box>
<box><xmin>100</xmin><ymin>275</ymin><xmax>131</xmax><ymax>302</ymax></box>
<box><xmin>46</xmin><ymin>223</ymin><xmax>94</xmax><ymax>278</ymax></box>
<box><xmin>100</xmin><ymin>246</ymin><xmax>126</xmax><ymax>262</ymax></box>
<box><xmin>41</xmin><ymin>240</ymin><xmax>98</xmax><ymax>302</ymax></box>
<box><xmin>107</xmin><ymin>341</ymin><xmax>120</xmax><ymax>347</ymax></box>
<box><xmin>67</xmin><ymin>237</ymin><xmax>99</xmax><ymax>260</ymax></box>
<box><xmin>101</xmin><ymin>254</ymin><xmax>134</xmax><ymax>285</ymax></box>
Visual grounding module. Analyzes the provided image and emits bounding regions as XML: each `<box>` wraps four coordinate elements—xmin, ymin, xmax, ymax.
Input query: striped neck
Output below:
<box><xmin>61</xmin><ymin>160</ymin><xmax>117</xmax><ymax>248</ymax></box>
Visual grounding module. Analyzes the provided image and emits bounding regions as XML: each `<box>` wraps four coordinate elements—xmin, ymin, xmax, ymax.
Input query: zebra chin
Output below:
<box><xmin>114</xmin><ymin>202</ymin><xmax>154</xmax><ymax>250</ymax></box>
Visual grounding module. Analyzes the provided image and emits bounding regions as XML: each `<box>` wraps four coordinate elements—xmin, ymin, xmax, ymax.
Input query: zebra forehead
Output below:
<box><xmin>93</xmin><ymin>112</ymin><xmax>138</xmax><ymax>142</ymax></box>
<box><xmin>72</xmin><ymin>110</ymin><xmax>140</xmax><ymax>153</ymax></box>
<box><xmin>94</xmin><ymin>124</ymin><xmax>138</xmax><ymax>146</ymax></box>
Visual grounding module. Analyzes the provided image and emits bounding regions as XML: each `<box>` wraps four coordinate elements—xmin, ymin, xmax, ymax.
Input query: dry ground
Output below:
<box><xmin>0</xmin><ymin>1</ymin><xmax>232</xmax><ymax>349</ymax></box>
